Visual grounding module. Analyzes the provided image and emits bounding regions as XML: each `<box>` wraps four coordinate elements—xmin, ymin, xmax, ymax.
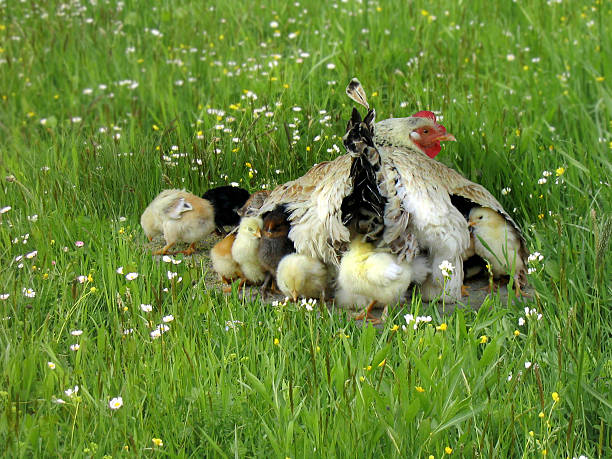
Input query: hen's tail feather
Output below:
<box><xmin>341</xmin><ymin>107</ymin><xmax>386</xmax><ymax>242</ymax></box>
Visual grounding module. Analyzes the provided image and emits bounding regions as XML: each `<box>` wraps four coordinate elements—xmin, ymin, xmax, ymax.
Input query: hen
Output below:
<box><xmin>347</xmin><ymin>79</ymin><xmax>527</xmax><ymax>302</ymax></box>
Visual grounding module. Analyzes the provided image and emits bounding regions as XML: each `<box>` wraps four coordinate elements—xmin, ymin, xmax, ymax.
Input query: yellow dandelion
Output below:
<box><xmin>376</xmin><ymin>6</ymin><xmax>382</xmax><ymax>12</ymax></box>
<box><xmin>306</xmin><ymin>146</ymin><xmax>311</xmax><ymax>152</ymax></box>
<box><xmin>542</xmin><ymin>449</ymin><xmax>547</xmax><ymax>456</ymax></box>
<box><xmin>552</xmin><ymin>392</ymin><xmax>560</xmax><ymax>402</ymax></box>
<box><xmin>538</xmin><ymin>411</ymin><xmax>545</xmax><ymax>418</ymax></box>
<box><xmin>359</xmin><ymin>376</ymin><xmax>365</xmax><ymax>382</ymax></box>
<box><xmin>152</xmin><ymin>124</ymin><xmax>159</xmax><ymax>131</ymax></box>
<box><xmin>273</xmin><ymin>338</ymin><xmax>280</xmax><ymax>346</ymax></box>
<box><xmin>152</xmin><ymin>438</ymin><xmax>163</xmax><ymax>447</ymax></box>
<box><xmin>538</xmin><ymin>214</ymin><xmax>545</xmax><ymax>220</ymax></box>
<box><xmin>43</xmin><ymin>273</ymin><xmax>49</xmax><ymax>280</ymax></box>
<box><xmin>391</xmin><ymin>324</ymin><xmax>399</xmax><ymax>331</ymax></box>
<box><xmin>555</xmin><ymin>167</ymin><xmax>565</xmax><ymax>176</ymax></box>
<box><xmin>479</xmin><ymin>335</ymin><xmax>488</xmax><ymax>344</ymax></box>
<box><xmin>366</xmin><ymin>365</ymin><xmax>372</xmax><ymax>371</ymax></box>
<box><xmin>371</xmin><ymin>91</ymin><xmax>378</xmax><ymax>97</ymax></box>
<box><xmin>415</xmin><ymin>386</ymin><xmax>425</xmax><ymax>393</ymax></box>
<box><xmin>445</xmin><ymin>446</ymin><xmax>453</xmax><ymax>454</ymax></box>
<box><xmin>90</xmin><ymin>287</ymin><xmax>97</xmax><ymax>293</ymax></box>
<box><xmin>529</xmin><ymin>430</ymin><xmax>534</xmax><ymax>437</ymax></box>
<box><xmin>245</xmin><ymin>162</ymin><xmax>252</xmax><ymax>168</ymax></box>
<box><xmin>421</xmin><ymin>9</ymin><xmax>429</xmax><ymax>16</ymax></box>
<box><xmin>436</xmin><ymin>323</ymin><xmax>448</xmax><ymax>331</ymax></box>
<box><xmin>513</xmin><ymin>330</ymin><xmax>520</xmax><ymax>337</ymax></box>
<box><xmin>87</xmin><ymin>273</ymin><xmax>93</xmax><ymax>282</ymax></box>
<box><xmin>283</xmin><ymin>83</ymin><xmax>289</xmax><ymax>89</ymax></box>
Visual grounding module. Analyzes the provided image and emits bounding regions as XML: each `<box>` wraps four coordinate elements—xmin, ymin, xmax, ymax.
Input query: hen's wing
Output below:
<box><xmin>257</xmin><ymin>155</ymin><xmax>354</xmax><ymax>265</ymax></box>
<box><xmin>384</xmin><ymin>145</ymin><xmax>527</xmax><ymax>263</ymax></box>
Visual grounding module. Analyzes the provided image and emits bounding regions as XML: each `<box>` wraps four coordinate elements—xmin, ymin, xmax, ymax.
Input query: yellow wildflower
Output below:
<box><xmin>555</xmin><ymin>167</ymin><xmax>565</xmax><ymax>176</ymax></box>
<box><xmin>445</xmin><ymin>446</ymin><xmax>453</xmax><ymax>454</ymax></box>
<box><xmin>552</xmin><ymin>392</ymin><xmax>560</xmax><ymax>402</ymax></box>
<box><xmin>415</xmin><ymin>386</ymin><xmax>425</xmax><ymax>393</ymax></box>
<box><xmin>274</xmin><ymin>338</ymin><xmax>280</xmax><ymax>346</ymax></box>
<box><xmin>479</xmin><ymin>335</ymin><xmax>488</xmax><ymax>344</ymax></box>
<box><xmin>436</xmin><ymin>323</ymin><xmax>448</xmax><ymax>331</ymax></box>
<box><xmin>152</xmin><ymin>438</ymin><xmax>163</xmax><ymax>447</ymax></box>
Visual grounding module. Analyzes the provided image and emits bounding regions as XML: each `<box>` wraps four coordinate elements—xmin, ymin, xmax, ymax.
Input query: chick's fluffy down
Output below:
<box><xmin>276</xmin><ymin>254</ymin><xmax>328</xmax><ymax>301</ymax></box>
<box><xmin>141</xmin><ymin>189</ymin><xmax>187</xmax><ymax>240</ymax></box>
<box><xmin>337</xmin><ymin>240</ymin><xmax>430</xmax><ymax>305</ymax></box>
<box><xmin>162</xmin><ymin>196</ymin><xmax>215</xmax><ymax>245</ymax></box>
<box><xmin>231</xmin><ymin>217</ymin><xmax>266</xmax><ymax>283</ymax></box>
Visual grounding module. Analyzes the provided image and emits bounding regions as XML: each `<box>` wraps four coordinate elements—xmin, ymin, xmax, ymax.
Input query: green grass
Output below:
<box><xmin>1</xmin><ymin>0</ymin><xmax>610</xmax><ymax>456</ymax></box>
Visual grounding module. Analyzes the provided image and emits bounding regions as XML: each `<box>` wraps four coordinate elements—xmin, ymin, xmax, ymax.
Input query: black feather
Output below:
<box><xmin>449</xmin><ymin>194</ymin><xmax>478</xmax><ymax>219</ymax></box>
<box><xmin>341</xmin><ymin>108</ymin><xmax>386</xmax><ymax>242</ymax></box>
<box><xmin>202</xmin><ymin>186</ymin><xmax>250</xmax><ymax>230</ymax></box>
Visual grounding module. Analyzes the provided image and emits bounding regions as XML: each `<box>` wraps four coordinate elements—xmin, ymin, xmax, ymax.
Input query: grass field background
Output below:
<box><xmin>0</xmin><ymin>0</ymin><xmax>610</xmax><ymax>456</ymax></box>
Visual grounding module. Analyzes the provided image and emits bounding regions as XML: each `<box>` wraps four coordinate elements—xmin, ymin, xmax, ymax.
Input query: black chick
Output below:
<box><xmin>201</xmin><ymin>186</ymin><xmax>250</xmax><ymax>234</ymax></box>
<box><xmin>257</xmin><ymin>205</ymin><xmax>295</xmax><ymax>294</ymax></box>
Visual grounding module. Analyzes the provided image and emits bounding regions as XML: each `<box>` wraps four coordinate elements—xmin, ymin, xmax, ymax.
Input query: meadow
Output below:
<box><xmin>0</xmin><ymin>0</ymin><xmax>610</xmax><ymax>456</ymax></box>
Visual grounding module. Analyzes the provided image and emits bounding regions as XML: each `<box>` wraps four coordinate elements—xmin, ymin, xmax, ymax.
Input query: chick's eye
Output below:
<box><xmin>478</xmin><ymin>216</ymin><xmax>483</xmax><ymax>220</ymax></box>
<box><xmin>422</xmin><ymin>129</ymin><xmax>429</xmax><ymax>134</ymax></box>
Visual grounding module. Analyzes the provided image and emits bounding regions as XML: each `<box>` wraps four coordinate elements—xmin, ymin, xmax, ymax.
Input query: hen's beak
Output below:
<box><xmin>437</xmin><ymin>133</ymin><xmax>456</xmax><ymax>142</ymax></box>
<box><xmin>254</xmin><ymin>228</ymin><xmax>262</xmax><ymax>238</ymax></box>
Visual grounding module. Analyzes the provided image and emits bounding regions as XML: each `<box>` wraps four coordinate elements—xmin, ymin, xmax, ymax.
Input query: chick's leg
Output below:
<box><xmin>179</xmin><ymin>242</ymin><xmax>197</xmax><ymax>256</ymax></box>
<box><xmin>461</xmin><ymin>285</ymin><xmax>470</xmax><ymax>297</ymax></box>
<box><xmin>354</xmin><ymin>300</ymin><xmax>380</xmax><ymax>324</ymax></box>
<box><xmin>153</xmin><ymin>241</ymin><xmax>175</xmax><ymax>256</ymax></box>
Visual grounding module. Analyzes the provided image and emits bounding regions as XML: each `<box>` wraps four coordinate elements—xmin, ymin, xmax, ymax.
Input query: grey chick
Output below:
<box><xmin>257</xmin><ymin>205</ymin><xmax>295</xmax><ymax>294</ymax></box>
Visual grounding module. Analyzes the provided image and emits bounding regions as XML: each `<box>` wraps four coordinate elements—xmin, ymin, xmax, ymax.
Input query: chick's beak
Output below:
<box><xmin>254</xmin><ymin>228</ymin><xmax>262</xmax><ymax>238</ymax></box>
<box><xmin>467</xmin><ymin>221</ymin><xmax>476</xmax><ymax>227</ymax></box>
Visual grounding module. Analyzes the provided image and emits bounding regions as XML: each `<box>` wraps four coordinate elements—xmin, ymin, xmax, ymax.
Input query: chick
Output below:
<box><xmin>231</xmin><ymin>217</ymin><xmax>266</xmax><ymax>287</ymax></box>
<box><xmin>237</xmin><ymin>189</ymin><xmax>271</xmax><ymax>217</ymax></box>
<box><xmin>276</xmin><ymin>254</ymin><xmax>328</xmax><ymax>302</ymax></box>
<box><xmin>337</xmin><ymin>239</ymin><xmax>430</xmax><ymax>323</ymax></box>
<box><xmin>211</xmin><ymin>233</ymin><xmax>243</xmax><ymax>291</ymax></box>
<box><xmin>201</xmin><ymin>186</ymin><xmax>250</xmax><ymax>234</ymax></box>
<box><xmin>258</xmin><ymin>206</ymin><xmax>295</xmax><ymax>293</ymax></box>
<box><xmin>334</xmin><ymin>285</ymin><xmax>370</xmax><ymax>311</ymax></box>
<box><xmin>468</xmin><ymin>207</ymin><xmax>527</xmax><ymax>295</ymax></box>
<box><xmin>141</xmin><ymin>189</ymin><xmax>215</xmax><ymax>255</ymax></box>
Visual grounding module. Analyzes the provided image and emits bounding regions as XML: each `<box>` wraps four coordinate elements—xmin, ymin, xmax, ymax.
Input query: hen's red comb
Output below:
<box><xmin>412</xmin><ymin>111</ymin><xmax>436</xmax><ymax>122</ymax></box>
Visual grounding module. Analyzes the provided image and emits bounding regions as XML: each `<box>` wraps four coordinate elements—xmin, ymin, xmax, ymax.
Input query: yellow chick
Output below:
<box><xmin>231</xmin><ymin>217</ymin><xmax>266</xmax><ymax>286</ymax></box>
<box><xmin>141</xmin><ymin>189</ymin><xmax>215</xmax><ymax>255</ymax></box>
<box><xmin>334</xmin><ymin>285</ymin><xmax>370</xmax><ymax>311</ymax></box>
<box><xmin>337</xmin><ymin>239</ymin><xmax>430</xmax><ymax>322</ymax></box>
<box><xmin>211</xmin><ymin>233</ymin><xmax>243</xmax><ymax>290</ymax></box>
<box><xmin>468</xmin><ymin>207</ymin><xmax>527</xmax><ymax>294</ymax></box>
<box><xmin>276</xmin><ymin>254</ymin><xmax>328</xmax><ymax>302</ymax></box>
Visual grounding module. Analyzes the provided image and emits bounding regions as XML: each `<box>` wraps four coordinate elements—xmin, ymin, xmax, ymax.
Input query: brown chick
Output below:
<box><xmin>211</xmin><ymin>233</ymin><xmax>243</xmax><ymax>291</ymax></box>
<box><xmin>141</xmin><ymin>189</ymin><xmax>215</xmax><ymax>256</ymax></box>
<box><xmin>237</xmin><ymin>190</ymin><xmax>271</xmax><ymax>217</ymax></box>
<box><xmin>257</xmin><ymin>205</ymin><xmax>295</xmax><ymax>294</ymax></box>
